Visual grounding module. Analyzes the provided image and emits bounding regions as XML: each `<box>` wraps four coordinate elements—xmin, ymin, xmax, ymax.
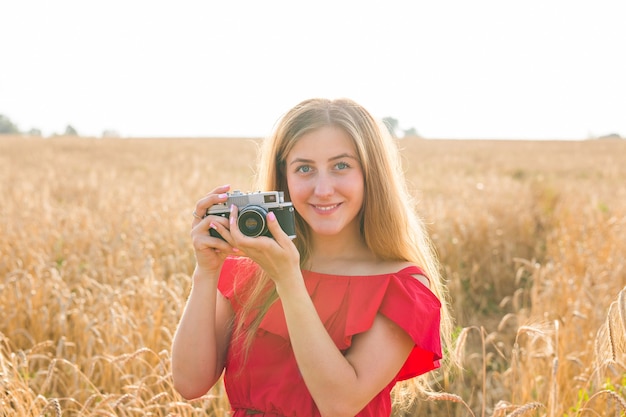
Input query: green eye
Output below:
<box><xmin>336</xmin><ymin>162</ymin><xmax>350</xmax><ymax>170</ymax></box>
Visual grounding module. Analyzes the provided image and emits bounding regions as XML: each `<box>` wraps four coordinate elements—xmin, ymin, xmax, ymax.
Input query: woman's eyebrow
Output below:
<box><xmin>328</xmin><ymin>153</ymin><xmax>357</xmax><ymax>161</ymax></box>
<box><xmin>288</xmin><ymin>153</ymin><xmax>357</xmax><ymax>166</ymax></box>
<box><xmin>288</xmin><ymin>157</ymin><xmax>314</xmax><ymax>166</ymax></box>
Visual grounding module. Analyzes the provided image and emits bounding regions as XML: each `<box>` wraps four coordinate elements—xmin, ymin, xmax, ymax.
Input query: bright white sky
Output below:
<box><xmin>1</xmin><ymin>0</ymin><xmax>625</xmax><ymax>139</ymax></box>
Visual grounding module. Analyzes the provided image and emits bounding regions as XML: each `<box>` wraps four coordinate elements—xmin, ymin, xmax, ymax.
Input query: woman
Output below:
<box><xmin>172</xmin><ymin>98</ymin><xmax>453</xmax><ymax>416</ymax></box>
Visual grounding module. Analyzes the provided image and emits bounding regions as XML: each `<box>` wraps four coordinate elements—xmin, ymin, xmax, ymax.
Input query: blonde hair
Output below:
<box><xmin>234</xmin><ymin>98</ymin><xmax>454</xmax><ymax>402</ymax></box>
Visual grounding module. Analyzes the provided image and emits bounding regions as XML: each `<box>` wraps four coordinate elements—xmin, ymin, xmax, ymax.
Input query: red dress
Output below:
<box><xmin>217</xmin><ymin>257</ymin><xmax>442</xmax><ymax>417</ymax></box>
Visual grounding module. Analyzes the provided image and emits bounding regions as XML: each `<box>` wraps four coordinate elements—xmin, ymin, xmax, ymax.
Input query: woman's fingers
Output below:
<box><xmin>208</xmin><ymin>217</ymin><xmax>242</xmax><ymax>253</ymax></box>
<box><xmin>192</xmin><ymin>185</ymin><xmax>230</xmax><ymax>226</ymax></box>
<box><xmin>192</xmin><ymin>231</ymin><xmax>233</xmax><ymax>254</ymax></box>
<box><xmin>265</xmin><ymin>211</ymin><xmax>292</xmax><ymax>248</ymax></box>
<box><xmin>190</xmin><ymin>185</ymin><xmax>243</xmax><ymax>269</ymax></box>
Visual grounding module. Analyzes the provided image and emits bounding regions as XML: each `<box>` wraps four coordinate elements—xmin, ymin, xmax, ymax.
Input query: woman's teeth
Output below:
<box><xmin>315</xmin><ymin>204</ymin><xmax>338</xmax><ymax>211</ymax></box>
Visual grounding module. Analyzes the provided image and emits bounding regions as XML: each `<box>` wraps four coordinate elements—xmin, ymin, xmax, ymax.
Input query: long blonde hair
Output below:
<box><xmin>235</xmin><ymin>98</ymin><xmax>454</xmax><ymax>401</ymax></box>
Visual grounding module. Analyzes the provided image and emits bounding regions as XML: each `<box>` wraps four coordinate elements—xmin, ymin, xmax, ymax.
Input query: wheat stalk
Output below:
<box><xmin>618</xmin><ymin>286</ymin><xmax>626</xmax><ymax>334</ymax></box>
<box><xmin>453</xmin><ymin>326</ymin><xmax>471</xmax><ymax>367</ymax></box>
<box><xmin>39</xmin><ymin>398</ymin><xmax>62</xmax><ymax>417</ymax></box>
<box><xmin>148</xmin><ymin>391</ymin><xmax>169</xmax><ymax>404</ymax></box>
<box><xmin>39</xmin><ymin>358</ymin><xmax>57</xmax><ymax>395</ymax></box>
<box><xmin>112</xmin><ymin>393</ymin><xmax>134</xmax><ymax>409</ymax></box>
<box><xmin>550</xmin><ymin>320</ymin><xmax>559</xmax><ymax>417</ymax></box>
<box><xmin>112</xmin><ymin>346</ymin><xmax>153</xmax><ymax>364</ymax></box>
<box><xmin>79</xmin><ymin>393</ymin><xmax>104</xmax><ymax>414</ymax></box>
<box><xmin>506</xmin><ymin>402</ymin><xmax>544</xmax><ymax>417</ymax></box>
<box><xmin>425</xmin><ymin>391</ymin><xmax>476</xmax><ymax>417</ymax></box>
<box><xmin>581</xmin><ymin>389</ymin><xmax>626</xmax><ymax>415</ymax></box>
<box><xmin>497</xmin><ymin>313</ymin><xmax>519</xmax><ymax>332</ymax></box>
<box><xmin>607</xmin><ymin>300</ymin><xmax>618</xmax><ymax>362</ymax></box>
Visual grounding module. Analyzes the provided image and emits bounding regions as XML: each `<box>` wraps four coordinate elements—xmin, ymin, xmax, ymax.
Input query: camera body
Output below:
<box><xmin>206</xmin><ymin>190</ymin><xmax>296</xmax><ymax>240</ymax></box>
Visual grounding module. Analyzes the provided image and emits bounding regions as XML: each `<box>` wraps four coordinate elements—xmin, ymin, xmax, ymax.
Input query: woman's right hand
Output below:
<box><xmin>191</xmin><ymin>184</ymin><xmax>240</xmax><ymax>273</ymax></box>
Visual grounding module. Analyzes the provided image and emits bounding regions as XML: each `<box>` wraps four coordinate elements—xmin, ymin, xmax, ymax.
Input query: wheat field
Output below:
<box><xmin>0</xmin><ymin>136</ymin><xmax>625</xmax><ymax>416</ymax></box>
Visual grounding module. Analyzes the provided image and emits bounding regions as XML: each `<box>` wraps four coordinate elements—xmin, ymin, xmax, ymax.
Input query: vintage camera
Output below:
<box><xmin>206</xmin><ymin>190</ymin><xmax>296</xmax><ymax>239</ymax></box>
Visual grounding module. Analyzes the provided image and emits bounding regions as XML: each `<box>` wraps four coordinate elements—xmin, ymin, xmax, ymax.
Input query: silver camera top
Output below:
<box><xmin>207</xmin><ymin>190</ymin><xmax>288</xmax><ymax>214</ymax></box>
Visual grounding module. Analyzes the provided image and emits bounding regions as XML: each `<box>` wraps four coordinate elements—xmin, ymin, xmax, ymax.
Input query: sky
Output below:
<box><xmin>1</xmin><ymin>0</ymin><xmax>625</xmax><ymax>140</ymax></box>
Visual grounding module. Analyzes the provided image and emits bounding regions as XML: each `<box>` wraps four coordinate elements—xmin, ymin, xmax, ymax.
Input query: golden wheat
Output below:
<box><xmin>506</xmin><ymin>402</ymin><xmax>544</xmax><ymax>417</ymax></box>
<box><xmin>424</xmin><ymin>391</ymin><xmax>475</xmax><ymax>417</ymax></box>
<box><xmin>1</xmin><ymin>136</ymin><xmax>625</xmax><ymax>416</ymax></box>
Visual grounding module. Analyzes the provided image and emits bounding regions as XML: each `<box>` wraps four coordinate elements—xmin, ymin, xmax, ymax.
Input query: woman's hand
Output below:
<box><xmin>220</xmin><ymin>204</ymin><xmax>301</xmax><ymax>284</ymax></box>
<box><xmin>191</xmin><ymin>185</ymin><xmax>241</xmax><ymax>274</ymax></box>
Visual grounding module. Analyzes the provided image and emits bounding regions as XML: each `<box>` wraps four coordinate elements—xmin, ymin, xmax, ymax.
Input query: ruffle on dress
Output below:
<box><xmin>218</xmin><ymin>256</ymin><xmax>442</xmax><ymax>380</ymax></box>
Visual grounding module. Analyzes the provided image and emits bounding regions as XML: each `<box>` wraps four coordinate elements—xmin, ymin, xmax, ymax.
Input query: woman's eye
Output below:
<box><xmin>296</xmin><ymin>165</ymin><xmax>312</xmax><ymax>173</ymax></box>
<box><xmin>335</xmin><ymin>162</ymin><xmax>350</xmax><ymax>170</ymax></box>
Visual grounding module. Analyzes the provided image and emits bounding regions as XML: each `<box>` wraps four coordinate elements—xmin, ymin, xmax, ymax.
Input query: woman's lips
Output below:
<box><xmin>311</xmin><ymin>203</ymin><xmax>340</xmax><ymax>214</ymax></box>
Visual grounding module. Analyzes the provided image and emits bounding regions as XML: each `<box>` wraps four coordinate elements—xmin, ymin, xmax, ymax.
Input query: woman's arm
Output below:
<box><xmin>171</xmin><ymin>266</ymin><xmax>234</xmax><ymax>399</ymax></box>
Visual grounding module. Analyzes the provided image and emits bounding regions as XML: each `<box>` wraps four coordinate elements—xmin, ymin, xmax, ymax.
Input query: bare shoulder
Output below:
<box><xmin>371</xmin><ymin>260</ymin><xmax>431</xmax><ymax>289</ymax></box>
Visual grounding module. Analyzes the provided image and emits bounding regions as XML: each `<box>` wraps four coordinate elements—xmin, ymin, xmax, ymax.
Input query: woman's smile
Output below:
<box><xmin>311</xmin><ymin>203</ymin><xmax>341</xmax><ymax>213</ymax></box>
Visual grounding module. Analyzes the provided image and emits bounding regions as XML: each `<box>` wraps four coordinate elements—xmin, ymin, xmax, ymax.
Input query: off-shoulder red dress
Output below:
<box><xmin>217</xmin><ymin>256</ymin><xmax>442</xmax><ymax>417</ymax></box>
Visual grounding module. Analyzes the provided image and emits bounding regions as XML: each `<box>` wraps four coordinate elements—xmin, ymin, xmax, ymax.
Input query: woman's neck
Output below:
<box><xmin>307</xmin><ymin>232</ymin><xmax>375</xmax><ymax>272</ymax></box>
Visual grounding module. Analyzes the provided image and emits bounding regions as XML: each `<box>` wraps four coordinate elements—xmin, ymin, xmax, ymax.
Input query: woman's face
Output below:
<box><xmin>285</xmin><ymin>126</ymin><xmax>365</xmax><ymax>239</ymax></box>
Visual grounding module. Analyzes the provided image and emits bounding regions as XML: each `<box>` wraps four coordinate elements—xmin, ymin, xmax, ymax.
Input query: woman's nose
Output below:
<box><xmin>313</xmin><ymin>173</ymin><xmax>333</xmax><ymax>197</ymax></box>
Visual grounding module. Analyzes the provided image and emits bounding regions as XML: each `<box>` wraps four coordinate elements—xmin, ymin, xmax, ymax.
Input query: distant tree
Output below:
<box><xmin>597</xmin><ymin>133</ymin><xmax>623</xmax><ymax>140</ymax></box>
<box><xmin>64</xmin><ymin>125</ymin><xmax>78</xmax><ymax>136</ymax></box>
<box><xmin>0</xmin><ymin>114</ymin><xmax>20</xmax><ymax>134</ymax></box>
<box><xmin>102</xmin><ymin>129</ymin><xmax>120</xmax><ymax>138</ymax></box>
<box><xmin>27</xmin><ymin>128</ymin><xmax>42</xmax><ymax>136</ymax></box>
<box><xmin>403</xmin><ymin>127</ymin><xmax>419</xmax><ymax>138</ymax></box>
<box><xmin>382</xmin><ymin>116</ymin><xmax>400</xmax><ymax>138</ymax></box>
<box><xmin>383</xmin><ymin>116</ymin><xmax>419</xmax><ymax>139</ymax></box>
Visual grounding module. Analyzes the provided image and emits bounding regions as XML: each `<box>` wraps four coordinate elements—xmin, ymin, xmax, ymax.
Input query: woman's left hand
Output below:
<box><xmin>227</xmin><ymin>205</ymin><xmax>301</xmax><ymax>283</ymax></box>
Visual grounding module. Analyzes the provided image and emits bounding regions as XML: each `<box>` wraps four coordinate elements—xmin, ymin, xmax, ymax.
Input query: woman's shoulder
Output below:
<box><xmin>371</xmin><ymin>260</ymin><xmax>419</xmax><ymax>274</ymax></box>
<box><xmin>370</xmin><ymin>260</ymin><xmax>430</xmax><ymax>288</ymax></box>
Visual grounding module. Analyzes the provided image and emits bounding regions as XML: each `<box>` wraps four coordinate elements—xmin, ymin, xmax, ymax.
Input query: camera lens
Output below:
<box><xmin>238</xmin><ymin>206</ymin><xmax>267</xmax><ymax>237</ymax></box>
